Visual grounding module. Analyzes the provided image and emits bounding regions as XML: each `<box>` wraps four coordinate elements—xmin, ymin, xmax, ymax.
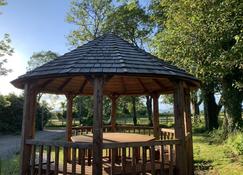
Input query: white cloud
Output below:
<box><xmin>0</xmin><ymin>52</ymin><xmax>27</xmax><ymax>95</ymax></box>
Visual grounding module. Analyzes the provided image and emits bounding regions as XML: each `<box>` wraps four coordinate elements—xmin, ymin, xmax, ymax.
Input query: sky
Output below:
<box><xmin>0</xmin><ymin>0</ymin><xmax>74</xmax><ymax>95</ymax></box>
<box><xmin>0</xmin><ymin>0</ymin><xmax>173</xmax><ymax>112</ymax></box>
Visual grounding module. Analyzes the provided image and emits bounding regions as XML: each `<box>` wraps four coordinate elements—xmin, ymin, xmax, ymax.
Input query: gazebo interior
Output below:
<box><xmin>12</xmin><ymin>34</ymin><xmax>200</xmax><ymax>175</ymax></box>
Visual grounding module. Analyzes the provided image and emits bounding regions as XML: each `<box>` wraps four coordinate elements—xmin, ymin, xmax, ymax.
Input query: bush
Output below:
<box><xmin>225</xmin><ymin>132</ymin><xmax>243</xmax><ymax>155</ymax></box>
<box><xmin>0</xmin><ymin>94</ymin><xmax>53</xmax><ymax>133</ymax></box>
<box><xmin>208</xmin><ymin>128</ymin><xmax>227</xmax><ymax>144</ymax></box>
<box><xmin>0</xmin><ymin>94</ymin><xmax>24</xmax><ymax>134</ymax></box>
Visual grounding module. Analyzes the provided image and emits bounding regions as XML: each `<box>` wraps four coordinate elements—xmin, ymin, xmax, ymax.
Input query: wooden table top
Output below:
<box><xmin>71</xmin><ymin>132</ymin><xmax>155</xmax><ymax>143</ymax></box>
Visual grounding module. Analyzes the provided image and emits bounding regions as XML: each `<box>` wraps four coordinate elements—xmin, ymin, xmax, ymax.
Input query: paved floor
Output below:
<box><xmin>0</xmin><ymin>129</ymin><xmax>65</xmax><ymax>159</ymax></box>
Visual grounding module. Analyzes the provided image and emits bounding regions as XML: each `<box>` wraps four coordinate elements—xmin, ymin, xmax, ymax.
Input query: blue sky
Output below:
<box><xmin>0</xmin><ymin>0</ymin><xmax>74</xmax><ymax>94</ymax></box>
<box><xmin>0</xmin><ymin>0</ymin><xmax>72</xmax><ymax>56</ymax></box>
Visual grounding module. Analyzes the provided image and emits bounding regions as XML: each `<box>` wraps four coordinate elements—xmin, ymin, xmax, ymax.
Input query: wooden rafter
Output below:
<box><xmin>121</xmin><ymin>77</ymin><xmax>127</xmax><ymax>94</ymax></box>
<box><xmin>152</xmin><ymin>79</ymin><xmax>167</xmax><ymax>90</ymax></box>
<box><xmin>58</xmin><ymin>78</ymin><xmax>72</xmax><ymax>91</ymax></box>
<box><xmin>137</xmin><ymin>78</ymin><xmax>150</xmax><ymax>93</ymax></box>
<box><xmin>79</xmin><ymin>79</ymin><xmax>88</xmax><ymax>93</ymax></box>
<box><xmin>40</xmin><ymin>79</ymin><xmax>53</xmax><ymax>89</ymax></box>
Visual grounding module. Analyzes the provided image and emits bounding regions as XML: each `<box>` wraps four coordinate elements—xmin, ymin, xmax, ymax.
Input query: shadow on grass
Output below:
<box><xmin>193</xmin><ymin>133</ymin><xmax>211</xmax><ymax>144</ymax></box>
<box><xmin>194</xmin><ymin>159</ymin><xmax>213</xmax><ymax>171</ymax></box>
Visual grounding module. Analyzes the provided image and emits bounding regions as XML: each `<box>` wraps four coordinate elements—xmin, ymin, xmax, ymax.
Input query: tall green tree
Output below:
<box><xmin>66</xmin><ymin>0</ymin><xmax>114</xmax><ymax>46</ymax></box>
<box><xmin>27</xmin><ymin>50</ymin><xmax>58</xmax><ymax>71</ymax></box>
<box><xmin>105</xmin><ymin>0</ymin><xmax>152</xmax><ymax>47</ymax></box>
<box><xmin>151</xmin><ymin>0</ymin><xmax>243</xmax><ymax>131</ymax></box>
<box><xmin>0</xmin><ymin>1</ymin><xmax>14</xmax><ymax>76</ymax></box>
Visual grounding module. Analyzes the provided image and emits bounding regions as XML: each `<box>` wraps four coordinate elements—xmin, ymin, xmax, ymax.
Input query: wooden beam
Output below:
<box><xmin>65</xmin><ymin>94</ymin><xmax>74</xmax><ymax>162</ymax></box>
<box><xmin>59</xmin><ymin>78</ymin><xmax>72</xmax><ymax>91</ymax></box>
<box><xmin>152</xmin><ymin>79</ymin><xmax>167</xmax><ymax>90</ymax></box>
<box><xmin>152</xmin><ymin>93</ymin><xmax>160</xmax><ymax>139</ymax></box>
<box><xmin>40</xmin><ymin>79</ymin><xmax>53</xmax><ymax>89</ymax></box>
<box><xmin>65</xmin><ymin>94</ymin><xmax>74</xmax><ymax>142</ymax></box>
<box><xmin>137</xmin><ymin>78</ymin><xmax>150</xmax><ymax>93</ymax></box>
<box><xmin>173</xmin><ymin>81</ymin><xmax>187</xmax><ymax>175</ymax></box>
<box><xmin>92</xmin><ymin>76</ymin><xmax>104</xmax><ymax>175</ymax></box>
<box><xmin>184</xmin><ymin>88</ymin><xmax>194</xmax><ymax>175</ymax></box>
<box><xmin>121</xmin><ymin>77</ymin><xmax>127</xmax><ymax>94</ymax></box>
<box><xmin>79</xmin><ymin>79</ymin><xmax>88</xmax><ymax>93</ymax></box>
<box><xmin>20</xmin><ymin>84</ymin><xmax>37</xmax><ymax>175</ymax></box>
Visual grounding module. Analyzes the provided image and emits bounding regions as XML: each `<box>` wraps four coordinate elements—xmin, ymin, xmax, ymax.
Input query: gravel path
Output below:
<box><xmin>0</xmin><ymin>130</ymin><xmax>65</xmax><ymax>159</ymax></box>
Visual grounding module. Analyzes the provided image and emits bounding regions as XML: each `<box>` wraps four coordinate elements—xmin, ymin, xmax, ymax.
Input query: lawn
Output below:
<box><xmin>194</xmin><ymin>133</ymin><xmax>243</xmax><ymax>175</ymax></box>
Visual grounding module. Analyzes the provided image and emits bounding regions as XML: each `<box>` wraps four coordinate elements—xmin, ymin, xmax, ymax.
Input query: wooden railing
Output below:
<box><xmin>72</xmin><ymin>125</ymin><xmax>112</xmax><ymax>136</ymax></box>
<box><xmin>72</xmin><ymin>125</ymin><xmax>175</xmax><ymax>140</ymax></box>
<box><xmin>26</xmin><ymin>139</ymin><xmax>180</xmax><ymax>175</ymax></box>
<box><xmin>161</xmin><ymin>128</ymin><xmax>175</xmax><ymax>140</ymax></box>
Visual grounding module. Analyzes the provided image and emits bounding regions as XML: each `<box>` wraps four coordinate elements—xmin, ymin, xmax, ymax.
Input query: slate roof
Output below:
<box><xmin>13</xmin><ymin>34</ymin><xmax>198</xmax><ymax>82</ymax></box>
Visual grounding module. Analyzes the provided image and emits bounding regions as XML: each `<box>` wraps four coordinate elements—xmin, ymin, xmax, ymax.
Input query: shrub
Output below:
<box><xmin>225</xmin><ymin>132</ymin><xmax>243</xmax><ymax>155</ymax></box>
<box><xmin>208</xmin><ymin>128</ymin><xmax>227</xmax><ymax>144</ymax></box>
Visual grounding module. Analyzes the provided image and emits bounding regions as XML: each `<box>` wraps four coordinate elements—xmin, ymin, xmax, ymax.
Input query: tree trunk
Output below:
<box><xmin>78</xmin><ymin>100</ymin><xmax>82</xmax><ymax>125</ymax></box>
<box><xmin>191</xmin><ymin>91</ymin><xmax>202</xmax><ymax>122</ymax></box>
<box><xmin>222</xmin><ymin>76</ymin><xmax>242</xmax><ymax>133</ymax></box>
<box><xmin>132</xmin><ymin>96</ymin><xmax>137</xmax><ymax>125</ymax></box>
<box><xmin>202</xmin><ymin>83</ymin><xmax>219</xmax><ymax>131</ymax></box>
<box><xmin>40</xmin><ymin>107</ymin><xmax>44</xmax><ymax>131</ymax></box>
<box><xmin>146</xmin><ymin>96</ymin><xmax>153</xmax><ymax>126</ymax></box>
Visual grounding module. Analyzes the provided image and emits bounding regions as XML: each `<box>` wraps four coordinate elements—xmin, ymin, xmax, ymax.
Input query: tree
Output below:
<box><xmin>73</xmin><ymin>96</ymin><xmax>93</xmax><ymax>125</ymax></box>
<box><xmin>66</xmin><ymin>0</ymin><xmax>114</xmax><ymax>46</ymax></box>
<box><xmin>27</xmin><ymin>50</ymin><xmax>58</xmax><ymax>71</ymax></box>
<box><xmin>0</xmin><ymin>1</ymin><xmax>14</xmax><ymax>76</ymax></box>
<box><xmin>151</xmin><ymin>0</ymin><xmax>243</xmax><ymax>131</ymax></box>
<box><xmin>104</xmin><ymin>0</ymin><xmax>152</xmax><ymax>47</ymax></box>
<box><xmin>0</xmin><ymin>93</ymin><xmax>24</xmax><ymax>133</ymax></box>
<box><xmin>35</xmin><ymin>100</ymin><xmax>53</xmax><ymax>130</ymax></box>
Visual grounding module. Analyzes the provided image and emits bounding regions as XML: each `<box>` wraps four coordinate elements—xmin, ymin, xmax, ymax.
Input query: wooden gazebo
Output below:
<box><xmin>12</xmin><ymin>34</ymin><xmax>200</xmax><ymax>175</ymax></box>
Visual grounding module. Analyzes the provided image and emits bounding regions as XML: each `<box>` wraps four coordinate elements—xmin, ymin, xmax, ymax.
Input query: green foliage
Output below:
<box><xmin>116</xmin><ymin>96</ymin><xmax>146</xmax><ymax>117</ymax></box>
<box><xmin>208</xmin><ymin>128</ymin><xmax>228</xmax><ymax>144</ymax></box>
<box><xmin>0</xmin><ymin>33</ymin><xmax>14</xmax><ymax>76</ymax></box>
<box><xmin>0</xmin><ymin>1</ymin><xmax>14</xmax><ymax>76</ymax></box>
<box><xmin>0</xmin><ymin>94</ymin><xmax>54</xmax><ymax>133</ymax></box>
<box><xmin>225</xmin><ymin>132</ymin><xmax>243</xmax><ymax>155</ymax></box>
<box><xmin>151</xmin><ymin>0</ymin><xmax>243</xmax><ymax>132</ymax></box>
<box><xmin>27</xmin><ymin>50</ymin><xmax>58</xmax><ymax>71</ymax></box>
<box><xmin>0</xmin><ymin>94</ymin><xmax>24</xmax><ymax>133</ymax></box>
<box><xmin>104</xmin><ymin>0</ymin><xmax>152</xmax><ymax>47</ymax></box>
<box><xmin>80</xmin><ymin>116</ymin><xmax>93</xmax><ymax>126</ymax></box>
<box><xmin>35</xmin><ymin>101</ymin><xmax>53</xmax><ymax>130</ymax></box>
<box><xmin>73</xmin><ymin>96</ymin><xmax>92</xmax><ymax>121</ymax></box>
<box><xmin>66</xmin><ymin>0</ymin><xmax>114</xmax><ymax>46</ymax></box>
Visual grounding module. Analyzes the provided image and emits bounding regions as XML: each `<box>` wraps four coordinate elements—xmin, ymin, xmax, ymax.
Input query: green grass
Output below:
<box><xmin>193</xmin><ymin>133</ymin><xmax>243</xmax><ymax>175</ymax></box>
<box><xmin>0</xmin><ymin>155</ymin><xmax>19</xmax><ymax>175</ymax></box>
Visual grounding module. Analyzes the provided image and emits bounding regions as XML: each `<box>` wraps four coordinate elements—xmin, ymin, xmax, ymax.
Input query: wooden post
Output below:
<box><xmin>174</xmin><ymin>81</ymin><xmax>187</xmax><ymax>175</ymax></box>
<box><xmin>110</xmin><ymin>94</ymin><xmax>119</xmax><ymax>132</ymax></box>
<box><xmin>20</xmin><ymin>83</ymin><xmax>37</xmax><ymax>175</ymax></box>
<box><xmin>185</xmin><ymin>88</ymin><xmax>194</xmax><ymax>175</ymax></box>
<box><xmin>152</xmin><ymin>93</ymin><xmax>160</xmax><ymax>139</ymax></box>
<box><xmin>66</xmin><ymin>94</ymin><xmax>74</xmax><ymax>162</ymax></box>
<box><xmin>92</xmin><ymin>76</ymin><xmax>104</xmax><ymax>175</ymax></box>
